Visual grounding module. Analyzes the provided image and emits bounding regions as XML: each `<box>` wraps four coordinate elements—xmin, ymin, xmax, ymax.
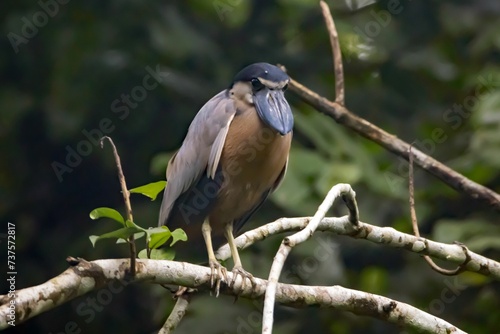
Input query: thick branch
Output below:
<box><xmin>287</xmin><ymin>78</ymin><xmax>500</xmax><ymax>211</ymax></box>
<box><xmin>0</xmin><ymin>258</ymin><xmax>464</xmax><ymax>334</ymax></box>
<box><xmin>216</xmin><ymin>216</ymin><xmax>500</xmax><ymax>281</ymax></box>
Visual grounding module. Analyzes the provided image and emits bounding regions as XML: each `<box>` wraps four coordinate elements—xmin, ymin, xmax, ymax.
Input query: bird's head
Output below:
<box><xmin>231</xmin><ymin>63</ymin><xmax>293</xmax><ymax>136</ymax></box>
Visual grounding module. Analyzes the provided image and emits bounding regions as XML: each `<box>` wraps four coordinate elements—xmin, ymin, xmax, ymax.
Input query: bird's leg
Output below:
<box><xmin>201</xmin><ymin>219</ymin><xmax>227</xmax><ymax>296</ymax></box>
<box><xmin>224</xmin><ymin>223</ymin><xmax>255</xmax><ymax>290</ymax></box>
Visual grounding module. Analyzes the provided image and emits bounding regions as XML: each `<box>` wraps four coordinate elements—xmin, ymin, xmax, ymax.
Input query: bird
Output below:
<box><xmin>158</xmin><ymin>62</ymin><xmax>293</xmax><ymax>295</ymax></box>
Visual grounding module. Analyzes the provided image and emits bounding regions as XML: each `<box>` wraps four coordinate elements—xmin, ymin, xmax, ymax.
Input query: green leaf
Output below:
<box><xmin>138</xmin><ymin>249</ymin><xmax>148</xmax><ymax>259</ymax></box>
<box><xmin>138</xmin><ymin>248</ymin><xmax>175</xmax><ymax>260</ymax></box>
<box><xmin>170</xmin><ymin>228</ymin><xmax>188</xmax><ymax>246</ymax></box>
<box><xmin>125</xmin><ymin>220</ymin><xmax>146</xmax><ymax>231</ymax></box>
<box><xmin>116</xmin><ymin>232</ymin><xmax>145</xmax><ymax>244</ymax></box>
<box><xmin>89</xmin><ymin>227</ymin><xmax>141</xmax><ymax>247</ymax></box>
<box><xmin>89</xmin><ymin>207</ymin><xmax>125</xmax><ymax>225</ymax></box>
<box><xmin>147</xmin><ymin>226</ymin><xmax>172</xmax><ymax>249</ymax></box>
<box><xmin>129</xmin><ymin>181</ymin><xmax>167</xmax><ymax>201</ymax></box>
<box><xmin>89</xmin><ymin>235</ymin><xmax>99</xmax><ymax>247</ymax></box>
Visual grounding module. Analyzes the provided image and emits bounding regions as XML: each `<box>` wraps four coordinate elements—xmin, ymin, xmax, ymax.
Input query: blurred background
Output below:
<box><xmin>2</xmin><ymin>0</ymin><xmax>500</xmax><ymax>333</ymax></box>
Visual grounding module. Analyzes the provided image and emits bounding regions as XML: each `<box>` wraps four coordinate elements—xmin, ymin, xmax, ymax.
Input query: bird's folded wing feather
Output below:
<box><xmin>158</xmin><ymin>90</ymin><xmax>237</xmax><ymax>226</ymax></box>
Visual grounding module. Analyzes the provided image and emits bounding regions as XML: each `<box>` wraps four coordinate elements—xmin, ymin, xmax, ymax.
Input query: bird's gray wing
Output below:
<box><xmin>158</xmin><ymin>90</ymin><xmax>237</xmax><ymax>227</ymax></box>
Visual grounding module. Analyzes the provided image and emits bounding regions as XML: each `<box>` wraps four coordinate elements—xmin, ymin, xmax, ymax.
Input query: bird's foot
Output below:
<box><xmin>174</xmin><ymin>286</ymin><xmax>196</xmax><ymax>298</ymax></box>
<box><xmin>230</xmin><ymin>265</ymin><xmax>255</xmax><ymax>292</ymax></box>
<box><xmin>209</xmin><ymin>259</ymin><xmax>228</xmax><ymax>297</ymax></box>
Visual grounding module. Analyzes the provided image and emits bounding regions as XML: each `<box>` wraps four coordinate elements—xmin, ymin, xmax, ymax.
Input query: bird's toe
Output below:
<box><xmin>208</xmin><ymin>260</ymin><xmax>228</xmax><ymax>297</ymax></box>
<box><xmin>230</xmin><ymin>266</ymin><xmax>255</xmax><ymax>291</ymax></box>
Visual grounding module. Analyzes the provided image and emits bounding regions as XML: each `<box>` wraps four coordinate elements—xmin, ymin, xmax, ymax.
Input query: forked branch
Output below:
<box><xmin>262</xmin><ymin>184</ymin><xmax>358</xmax><ymax>334</ymax></box>
<box><xmin>286</xmin><ymin>2</ymin><xmax>500</xmax><ymax>211</ymax></box>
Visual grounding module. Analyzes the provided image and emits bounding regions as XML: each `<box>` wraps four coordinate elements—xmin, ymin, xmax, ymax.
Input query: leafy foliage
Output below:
<box><xmin>89</xmin><ymin>181</ymin><xmax>186</xmax><ymax>260</ymax></box>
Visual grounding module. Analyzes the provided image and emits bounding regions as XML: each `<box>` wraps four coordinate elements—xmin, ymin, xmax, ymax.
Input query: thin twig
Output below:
<box><xmin>408</xmin><ymin>146</ymin><xmax>464</xmax><ymax>275</ymax></box>
<box><xmin>158</xmin><ymin>295</ymin><xmax>190</xmax><ymax>334</ymax></box>
<box><xmin>287</xmin><ymin>78</ymin><xmax>500</xmax><ymax>211</ymax></box>
<box><xmin>262</xmin><ymin>184</ymin><xmax>358</xmax><ymax>334</ymax></box>
<box><xmin>100</xmin><ymin>136</ymin><xmax>137</xmax><ymax>276</ymax></box>
<box><xmin>320</xmin><ymin>1</ymin><xmax>345</xmax><ymax>105</ymax></box>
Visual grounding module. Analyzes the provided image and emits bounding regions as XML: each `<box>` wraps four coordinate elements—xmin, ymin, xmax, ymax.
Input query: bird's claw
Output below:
<box><xmin>230</xmin><ymin>266</ymin><xmax>255</xmax><ymax>292</ymax></box>
<box><xmin>174</xmin><ymin>286</ymin><xmax>196</xmax><ymax>298</ymax></box>
<box><xmin>209</xmin><ymin>259</ymin><xmax>228</xmax><ymax>297</ymax></box>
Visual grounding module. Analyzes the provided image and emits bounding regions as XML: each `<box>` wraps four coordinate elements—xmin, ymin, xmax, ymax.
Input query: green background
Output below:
<box><xmin>2</xmin><ymin>0</ymin><xmax>500</xmax><ymax>333</ymax></box>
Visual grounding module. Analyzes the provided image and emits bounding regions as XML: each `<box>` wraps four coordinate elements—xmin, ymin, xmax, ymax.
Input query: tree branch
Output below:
<box><xmin>319</xmin><ymin>0</ymin><xmax>344</xmax><ymax>105</ymax></box>
<box><xmin>100</xmin><ymin>136</ymin><xmax>137</xmax><ymax>276</ymax></box>
<box><xmin>216</xmin><ymin>217</ymin><xmax>500</xmax><ymax>281</ymax></box>
<box><xmin>262</xmin><ymin>184</ymin><xmax>358</xmax><ymax>333</ymax></box>
<box><xmin>3</xmin><ymin>204</ymin><xmax>494</xmax><ymax>332</ymax></box>
<box><xmin>286</xmin><ymin>1</ymin><xmax>500</xmax><ymax>212</ymax></box>
<box><xmin>0</xmin><ymin>258</ymin><xmax>465</xmax><ymax>334</ymax></box>
<box><xmin>286</xmin><ymin>78</ymin><xmax>500</xmax><ymax>211</ymax></box>
<box><xmin>408</xmin><ymin>146</ymin><xmax>465</xmax><ymax>275</ymax></box>
<box><xmin>158</xmin><ymin>294</ymin><xmax>190</xmax><ymax>334</ymax></box>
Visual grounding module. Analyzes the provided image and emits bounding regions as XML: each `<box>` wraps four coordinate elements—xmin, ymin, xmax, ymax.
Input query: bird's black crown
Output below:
<box><xmin>232</xmin><ymin>62</ymin><xmax>289</xmax><ymax>85</ymax></box>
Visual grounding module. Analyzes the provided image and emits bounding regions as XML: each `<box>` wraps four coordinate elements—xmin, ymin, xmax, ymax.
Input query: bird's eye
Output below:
<box><xmin>283</xmin><ymin>84</ymin><xmax>288</xmax><ymax>91</ymax></box>
<box><xmin>251</xmin><ymin>78</ymin><xmax>263</xmax><ymax>90</ymax></box>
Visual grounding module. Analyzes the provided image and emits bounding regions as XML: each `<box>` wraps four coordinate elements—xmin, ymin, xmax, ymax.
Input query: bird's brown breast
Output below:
<box><xmin>209</xmin><ymin>104</ymin><xmax>291</xmax><ymax>227</ymax></box>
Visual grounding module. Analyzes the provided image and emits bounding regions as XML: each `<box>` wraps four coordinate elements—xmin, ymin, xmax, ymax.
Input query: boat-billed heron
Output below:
<box><xmin>158</xmin><ymin>62</ymin><xmax>293</xmax><ymax>294</ymax></box>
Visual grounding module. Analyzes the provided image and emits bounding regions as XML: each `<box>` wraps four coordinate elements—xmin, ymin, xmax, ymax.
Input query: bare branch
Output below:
<box><xmin>262</xmin><ymin>184</ymin><xmax>358</xmax><ymax>334</ymax></box>
<box><xmin>319</xmin><ymin>0</ymin><xmax>345</xmax><ymax>105</ymax></box>
<box><xmin>216</xmin><ymin>216</ymin><xmax>500</xmax><ymax>281</ymax></box>
<box><xmin>288</xmin><ymin>1</ymin><xmax>500</xmax><ymax>211</ymax></box>
<box><xmin>158</xmin><ymin>295</ymin><xmax>190</xmax><ymax>334</ymax></box>
<box><xmin>0</xmin><ymin>258</ymin><xmax>465</xmax><ymax>334</ymax></box>
<box><xmin>408</xmin><ymin>146</ymin><xmax>464</xmax><ymax>275</ymax></box>
<box><xmin>100</xmin><ymin>136</ymin><xmax>137</xmax><ymax>276</ymax></box>
<box><xmin>287</xmin><ymin>78</ymin><xmax>500</xmax><ymax>211</ymax></box>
